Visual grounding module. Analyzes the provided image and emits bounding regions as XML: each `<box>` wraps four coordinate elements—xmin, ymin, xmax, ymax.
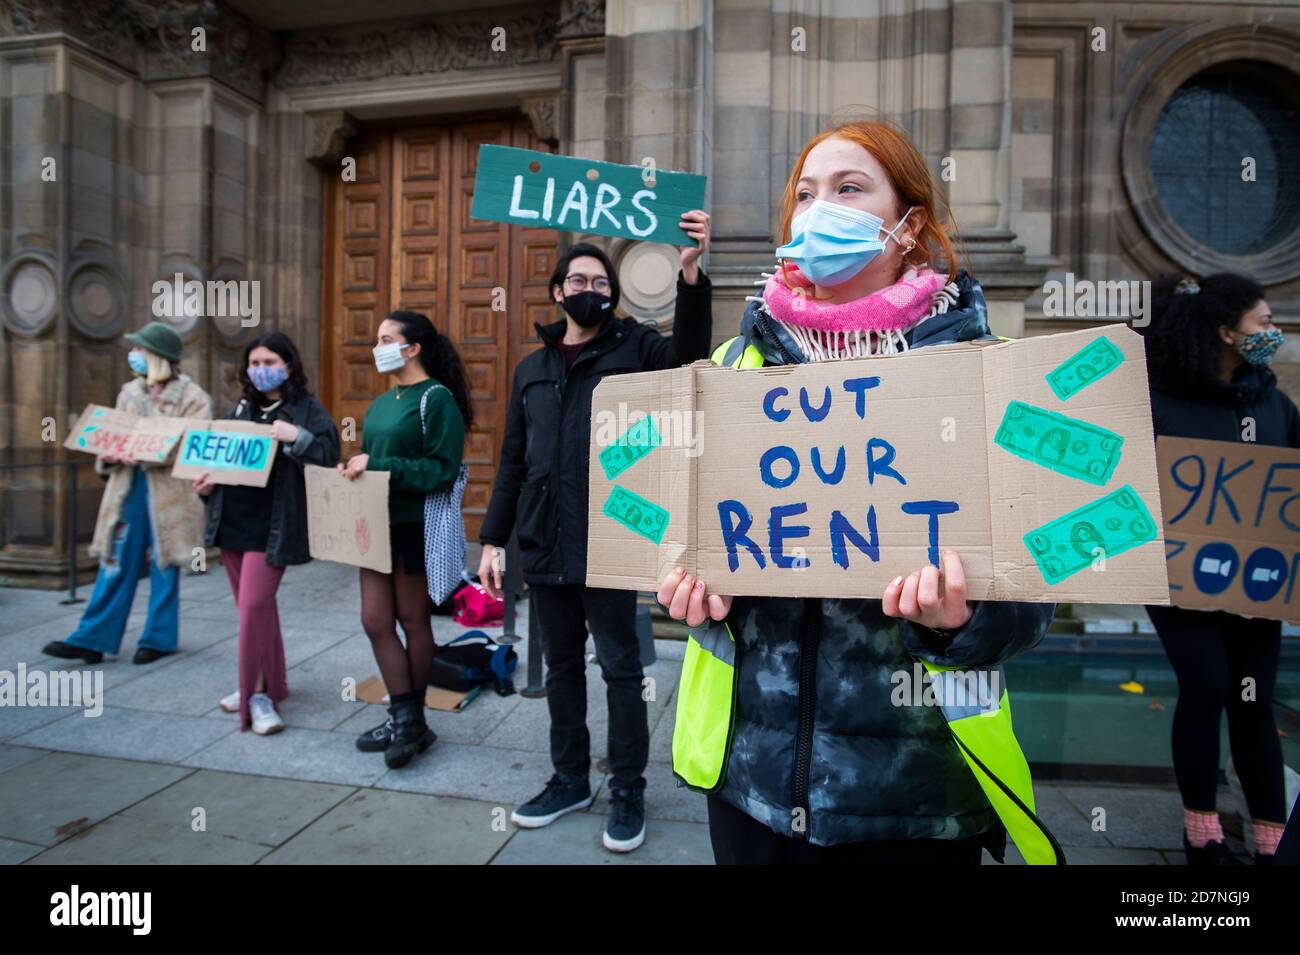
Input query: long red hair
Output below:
<box><xmin>776</xmin><ymin>120</ymin><xmax>964</xmax><ymax>284</ymax></box>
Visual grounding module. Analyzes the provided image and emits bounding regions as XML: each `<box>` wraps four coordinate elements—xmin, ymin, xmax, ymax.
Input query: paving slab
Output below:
<box><xmin>26</xmin><ymin>813</ymin><xmax>272</xmax><ymax>865</ymax></box>
<box><xmin>118</xmin><ymin>769</ymin><xmax>355</xmax><ymax>846</ymax></box>
<box><xmin>332</xmin><ymin>690</ymin><xmax>524</xmax><ymax>746</ymax></box>
<box><xmin>0</xmin><ymin>837</ymin><xmax>42</xmax><ymax>865</ymax></box>
<box><xmin>0</xmin><ymin>751</ymin><xmax>191</xmax><ymax>847</ymax></box>
<box><xmin>491</xmin><ymin>810</ymin><xmax>713</xmax><ymax>865</ymax></box>
<box><xmin>1056</xmin><ymin>784</ymin><xmax>1186</xmax><ymax>851</ymax></box>
<box><xmin>0</xmin><ymin>743</ymin><xmax>47</xmax><ymax>775</ymax></box>
<box><xmin>13</xmin><ymin>705</ymin><xmax>235</xmax><ymax>763</ymax></box>
<box><xmin>182</xmin><ymin>723</ymin><xmax>392</xmax><ymax>788</ymax></box>
<box><xmin>258</xmin><ymin>789</ymin><xmax>513</xmax><ymax>864</ymax></box>
<box><xmin>372</xmin><ymin>741</ymin><xmax>569</xmax><ymax>806</ymax></box>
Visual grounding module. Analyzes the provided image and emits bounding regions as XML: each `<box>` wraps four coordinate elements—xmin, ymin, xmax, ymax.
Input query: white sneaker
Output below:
<box><xmin>248</xmin><ymin>693</ymin><xmax>284</xmax><ymax>735</ymax></box>
<box><xmin>219</xmin><ymin>690</ymin><xmax>240</xmax><ymax>713</ymax></box>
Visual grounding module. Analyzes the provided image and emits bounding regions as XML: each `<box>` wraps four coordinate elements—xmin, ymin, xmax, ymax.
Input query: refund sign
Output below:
<box><xmin>171</xmin><ymin>421</ymin><xmax>277</xmax><ymax>488</ymax></box>
<box><xmin>1157</xmin><ymin>436</ymin><xmax>1300</xmax><ymax>623</ymax></box>
<box><xmin>470</xmin><ymin>145</ymin><xmax>707</xmax><ymax>246</ymax></box>
<box><xmin>586</xmin><ymin>325</ymin><xmax>1171</xmax><ymax>604</ymax></box>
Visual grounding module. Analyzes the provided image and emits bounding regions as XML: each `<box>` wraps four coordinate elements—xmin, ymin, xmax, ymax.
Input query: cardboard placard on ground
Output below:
<box><xmin>64</xmin><ymin>405</ymin><xmax>195</xmax><ymax>464</ymax></box>
<box><xmin>303</xmin><ymin>464</ymin><xmax>392</xmax><ymax>573</ymax></box>
<box><xmin>354</xmin><ymin>675</ymin><xmax>477</xmax><ymax>712</ymax></box>
<box><xmin>171</xmin><ymin>420</ymin><xmax>278</xmax><ymax>487</ymax></box>
<box><xmin>586</xmin><ymin>325</ymin><xmax>1170</xmax><ymax>604</ymax></box>
<box><xmin>470</xmin><ymin>144</ymin><xmax>707</xmax><ymax>247</ymax></box>
<box><xmin>1157</xmin><ymin>436</ymin><xmax>1300</xmax><ymax>623</ymax></box>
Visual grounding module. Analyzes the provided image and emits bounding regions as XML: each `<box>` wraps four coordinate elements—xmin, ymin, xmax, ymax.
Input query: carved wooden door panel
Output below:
<box><xmin>324</xmin><ymin>118</ymin><xmax>558</xmax><ymax>540</ymax></box>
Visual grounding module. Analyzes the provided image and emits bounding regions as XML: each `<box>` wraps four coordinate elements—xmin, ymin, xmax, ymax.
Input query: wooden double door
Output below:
<box><xmin>323</xmin><ymin>117</ymin><xmax>559</xmax><ymax>539</ymax></box>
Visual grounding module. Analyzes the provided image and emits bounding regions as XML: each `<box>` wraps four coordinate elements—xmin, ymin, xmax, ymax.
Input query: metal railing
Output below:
<box><xmin>0</xmin><ymin>457</ymin><xmax>89</xmax><ymax>604</ymax></box>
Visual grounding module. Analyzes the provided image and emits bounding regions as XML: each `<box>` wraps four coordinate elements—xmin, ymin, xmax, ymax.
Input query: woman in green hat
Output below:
<box><xmin>42</xmin><ymin>321</ymin><xmax>213</xmax><ymax>665</ymax></box>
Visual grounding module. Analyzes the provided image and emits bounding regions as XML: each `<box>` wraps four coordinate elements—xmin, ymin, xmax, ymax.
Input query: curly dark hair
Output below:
<box><xmin>1137</xmin><ymin>272</ymin><xmax>1267</xmax><ymax>388</ymax></box>
<box><xmin>239</xmin><ymin>331</ymin><xmax>311</xmax><ymax>406</ymax></box>
<box><xmin>386</xmin><ymin>310</ymin><xmax>474</xmax><ymax>430</ymax></box>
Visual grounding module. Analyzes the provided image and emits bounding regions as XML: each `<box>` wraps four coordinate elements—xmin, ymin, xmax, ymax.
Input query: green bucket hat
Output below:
<box><xmin>124</xmin><ymin>321</ymin><xmax>183</xmax><ymax>363</ymax></box>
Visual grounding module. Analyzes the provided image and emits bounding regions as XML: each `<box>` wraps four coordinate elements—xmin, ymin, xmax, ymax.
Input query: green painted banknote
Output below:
<box><xmin>1023</xmin><ymin>484</ymin><xmax>1157</xmax><ymax>585</ymax></box>
<box><xmin>599</xmin><ymin>415</ymin><xmax>661</xmax><ymax>480</ymax></box>
<box><xmin>994</xmin><ymin>401</ymin><xmax>1123</xmax><ymax>486</ymax></box>
<box><xmin>1046</xmin><ymin>336</ymin><xmax>1123</xmax><ymax>401</ymax></box>
<box><xmin>603</xmin><ymin>485</ymin><xmax>669</xmax><ymax>544</ymax></box>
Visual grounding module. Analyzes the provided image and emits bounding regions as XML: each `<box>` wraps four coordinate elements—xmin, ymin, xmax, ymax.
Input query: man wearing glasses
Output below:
<box><xmin>478</xmin><ymin>210</ymin><xmax>713</xmax><ymax>852</ymax></box>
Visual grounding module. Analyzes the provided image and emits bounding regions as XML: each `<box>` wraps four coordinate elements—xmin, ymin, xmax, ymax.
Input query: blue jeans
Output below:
<box><xmin>67</xmin><ymin>469</ymin><xmax>180</xmax><ymax>654</ymax></box>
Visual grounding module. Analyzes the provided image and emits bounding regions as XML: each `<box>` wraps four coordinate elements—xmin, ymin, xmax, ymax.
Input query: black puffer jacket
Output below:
<box><xmin>202</xmin><ymin>394</ymin><xmax>341</xmax><ymax>567</ymax></box>
<box><xmin>1148</xmin><ymin>363</ymin><xmax>1300</xmax><ymax>447</ymax></box>
<box><xmin>480</xmin><ymin>270</ymin><xmax>712</xmax><ymax>583</ymax></box>
<box><xmin>710</xmin><ymin>271</ymin><xmax>1055</xmax><ymax>852</ymax></box>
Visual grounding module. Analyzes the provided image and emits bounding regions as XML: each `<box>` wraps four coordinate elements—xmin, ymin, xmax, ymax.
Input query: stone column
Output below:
<box><xmin>945</xmin><ymin>0</ymin><xmax>1043</xmax><ymax>337</ymax></box>
<box><xmin>597</xmin><ymin>0</ymin><xmax>713</xmax><ymax>329</ymax></box>
<box><xmin>0</xmin><ymin>1</ymin><xmax>278</xmax><ymax>585</ymax></box>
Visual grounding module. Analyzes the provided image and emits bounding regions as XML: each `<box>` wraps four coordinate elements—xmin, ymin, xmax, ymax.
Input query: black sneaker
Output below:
<box><xmin>1183</xmin><ymin>833</ymin><xmax>1244</xmax><ymax>865</ymax></box>
<box><xmin>511</xmin><ymin>773</ymin><xmax>593</xmax><ymax>828</ymax></box>
<box><xmin>603</xmin><ymin>784</ymin><xmax>646</xmax><ymax>852</ymax></box>
<box><xmin>42</xmin><ymin>641</ymin><xmax>103</xmax><ymax>664</ymax></box>
<box><xmin>355</xmin><ymin>718</ymin><xmax>393</xmax><ymax>753</ymax></box>
<box><xmin>133</xmin><ymin>647</ymin><xmax>172</xmax><ymax>665</ymax></box>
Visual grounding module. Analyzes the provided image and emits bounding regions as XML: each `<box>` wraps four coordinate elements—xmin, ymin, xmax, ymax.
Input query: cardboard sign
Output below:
<box><xmin>171</xmin><ymin>421</ymin><xmax>278</xmax><ymax>487</ymax></box>
<box><xmin>303</xmin><ymin>464</ymin><xmax>391</xmax><ymax>573</ymax></box>
<box><xmin>470</xmin><ymin>145</ymin><xmax>707</xmax><ymax>246</ymax></box>
<box><xmin>1156</xmin><ymin>436</ymin><xmax>1300</xmax><ymax>623</ymax></box>
<box><xmin>586</xmin><ymin>325</ymin><xmax>1170</xmax><ymax>604</ymax></box>
<box><xmin>64</xmin><ymin>405</ymin><xmax>193</xmax><ymax>464</ymax></box>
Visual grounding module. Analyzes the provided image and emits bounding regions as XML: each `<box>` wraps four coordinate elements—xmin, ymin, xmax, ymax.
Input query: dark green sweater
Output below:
<box><xmin>362</xmin><ymin>380</ymin><xmax>465</xmax><ymax>524</ymax></box>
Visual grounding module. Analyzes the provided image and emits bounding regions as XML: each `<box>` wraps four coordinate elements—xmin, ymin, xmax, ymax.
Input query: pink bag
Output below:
<box><xmin>453</xmin><ymin>582</ymin><xmax>505</xmax><ymax>627</ymax></box>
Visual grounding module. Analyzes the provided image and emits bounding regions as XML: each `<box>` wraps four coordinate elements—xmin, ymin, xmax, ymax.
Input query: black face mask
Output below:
<box><xmin>561</xmin><ymin>291</ymin><xmax>612</xmax><ymax>328</ymax></box>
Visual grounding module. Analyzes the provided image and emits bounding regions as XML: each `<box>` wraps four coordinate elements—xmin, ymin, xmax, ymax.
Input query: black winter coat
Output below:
<box><xmin>1149</xmin><ymin>364</ymin><xmax>1300</xmax><ymax>448</ymax></box>
<box><xmin>479</xmin><ymin>270</ymin><xmax>713</xmax><ymax>583</ymax></box>
<box><xmin>202</xmin><ymin>394</ymin><xmax>341</xmax><ymax>567</ymax></box>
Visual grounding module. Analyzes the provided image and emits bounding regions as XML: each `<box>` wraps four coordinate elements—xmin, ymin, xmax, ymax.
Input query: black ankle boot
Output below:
<box><xmin>384</xmin><ymin>692</ymin><xmax>436</xmax><ymax>769</ymax></box>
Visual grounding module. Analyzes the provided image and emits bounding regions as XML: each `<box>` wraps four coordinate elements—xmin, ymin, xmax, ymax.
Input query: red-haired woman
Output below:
<box><xmin>658</xmin><ymin>121</ymin><xmax>1055</xmax><ymax>865</ymax></box>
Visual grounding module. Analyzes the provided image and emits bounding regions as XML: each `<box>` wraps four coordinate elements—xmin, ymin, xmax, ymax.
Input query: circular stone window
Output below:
<box><xmin>1149</xmin><ymin>62</ymin><xmax>1300</xmax><ymax>259</ymax></box>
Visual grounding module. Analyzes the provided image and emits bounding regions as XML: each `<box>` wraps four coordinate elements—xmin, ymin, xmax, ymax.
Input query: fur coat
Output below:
<box><xmin>89</xmin><ymin>374</ymin><xmax>213</xmax><ymax>569</ymax></box>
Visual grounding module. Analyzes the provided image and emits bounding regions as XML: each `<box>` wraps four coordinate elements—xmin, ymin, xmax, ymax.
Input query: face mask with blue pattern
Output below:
<box><xmin>127</xmin><ymin>351</ymin><xmax>149</xmax><ymax>376</ymax></box>
<box><xmin>1237</xmin><ymin>328</ymin><xmax>1283</xmax><ymax>366</ymax></box>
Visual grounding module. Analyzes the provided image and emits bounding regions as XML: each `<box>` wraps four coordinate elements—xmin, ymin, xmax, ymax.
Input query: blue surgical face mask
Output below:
<box><xmin>1237</xmin><ymin>328</ymin><xmax>1284</xmax><ymax>367</ymax></box>
<box><xmin>127</xmin><ymin>351</ymin><xmax>149</xmax><ymax>376</ymax></box>
<box><xmin>248</xmin><ymin>364</ymin><xmax>289</xmax><ymax>392</ymax></box>
<box><xmin>776</xmin><ymin>200</ymin><xmax>915</xmax><ymax>286</ymax></box>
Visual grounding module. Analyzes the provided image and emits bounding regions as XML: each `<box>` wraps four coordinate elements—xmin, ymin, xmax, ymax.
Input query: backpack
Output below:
<box><xmin>429</xmin><ymin>630</ymin><xmax>517</xmax><ymax>696</ymax></box>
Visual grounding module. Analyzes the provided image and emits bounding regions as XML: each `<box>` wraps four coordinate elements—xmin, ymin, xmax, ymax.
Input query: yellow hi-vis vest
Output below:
<box><xmin>669</xmin><ymin>336</ymin><xmax>1065</xmax><ymax>865</ymax></box>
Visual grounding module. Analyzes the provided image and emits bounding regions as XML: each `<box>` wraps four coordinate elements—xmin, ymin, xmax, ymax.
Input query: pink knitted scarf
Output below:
<box><xmin>763</xmin><ymin>264</ymin><xmax>947</xmax><ymax>333</ymax></box>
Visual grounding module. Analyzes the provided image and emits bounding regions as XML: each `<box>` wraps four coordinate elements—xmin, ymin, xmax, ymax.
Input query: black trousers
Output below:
<box><xmin>1146</xmin><ymin>605</ymin><xmax>1285</xmax><ymax>822</ymax></box>
<box><xmin>530</xmin><ymin>583</ymin><xmax>648</xmax><ymax>790</ymax></box>
<box><xmin>707</xmin><ymin>795</ymin><xmax>987</xmax><ymax>865</ymax></box>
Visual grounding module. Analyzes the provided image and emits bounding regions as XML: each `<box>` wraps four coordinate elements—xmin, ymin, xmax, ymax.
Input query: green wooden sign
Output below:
<box><xmin>470</xmin><ymin>145</ymin><xmax>707</xmax><ymax>246</ymax></box>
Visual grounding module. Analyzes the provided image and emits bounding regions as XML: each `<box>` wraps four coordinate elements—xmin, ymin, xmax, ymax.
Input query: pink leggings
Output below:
<box><xmin>221</xmin><ymin>550</ymin><xmax>288</xmax><ymax>731</ymax></box>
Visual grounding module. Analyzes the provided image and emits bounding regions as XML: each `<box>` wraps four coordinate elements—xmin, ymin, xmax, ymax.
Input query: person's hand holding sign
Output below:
<box><xmin>678</xmin><ymin>210</ymin><xmax>711</xmax><ymax>286</ymax></box>
<box><xmin>338</xmin><ymin>453</ymin><xmax>369</xmax><ymax>481</ymax></box>
<box><xmin>193</xmin><ymin>473</ymin><xmax>215</xmax><ymax>497</ymax></box>
<box><xmin>882</xmin><ymin>549</ymin><xmax>973</xmax><ymax>632</ymax></box>
<box><xmin>270</xmin><ymin>420</ymin><xmax>300</xmax><ymax>445</ymax></box>
<box><xmin>657</xmin><ymin>567</ymin><xmax>732</xmax><ymax>629</ymax></box>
